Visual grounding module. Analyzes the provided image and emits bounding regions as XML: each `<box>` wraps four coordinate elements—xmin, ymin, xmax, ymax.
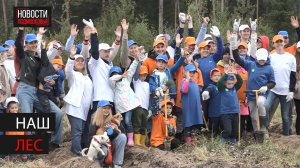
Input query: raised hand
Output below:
<box><xmin>226</xmin><ymin>30</ymin><xmax>232</xmax><ymax>42</ymax></box>
<box><xmin>38</xmin><ymin>27</ymin><xmax>47</xmax><ymax>35</ymax></box>
<box><xmin>121</xmin><ymin>19</ymin><xmax>129</xmax><ymax>32</ymax></box>
<box><xmin>210</xmin><ymin>26</ymin><xmax>220</xmax><ymax>37</ymax></box>
<box><xmin>175</xmin><ymin>34</ymin><xmax>182</xmax><ymax>46</ymax></box>
<box><xmin>291</xmin><ymin>16</ymin><xmax>299</xmax><ymax>28</ymax></box>
<box><xmin>203</xmin><ymin>17</ymin><xmax>210</xmax><ymax>25</ymax></box>
<box><xmin>41</xmin><ymin>40</ymin><xmax>46</xmax><ymax>49</ymax></box>
<box><xmin>82</xmin><ymin>19</ymin><xmax>94</xmax><ymax>30</ymax></box>
<box><xmin>70</xmin><ymin>24</ymin><xmax>79</xmax><ymax>36</ymax></box>
<box><xmin>70</xmin><ymin>45</ymin><xmax>77</xmax><ymax>56</ymax></box>
<box><xmin>114</xmin><ymin>26</ymin><xmax>122</xmax><ymax>38</ymax></box>
<box><xmin>179</xmin><ymin>12</ymin><xmax>186</xmax><ymax>24</ymax></box>
<box><xmin>249</xmin><ymin>18</ymin><xmax>257</xmax><ymax>31</ymax></box>
<box><xmin>187</xmin><ymin>14</ymin><xmax>193</xmax><ymax>27</ymax></box>
<box><xmin>233</xmin><ymin>19</ymin><xmax>241</xmax><ymax>32</ymax></box>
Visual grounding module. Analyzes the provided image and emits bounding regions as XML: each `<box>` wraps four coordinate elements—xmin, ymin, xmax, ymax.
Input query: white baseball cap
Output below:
<box><xmin>239</xmin><ymin>24</ymin><xmax>250</xmax><ymax>31</ymax></box>
<box><xmin>204</xmin><ymin>34</ymin><xmax>213</xmax><ymax>40</ymax></box>
<box><xmin>256</xmin><ymin>48</ymin><xmax>268</xmax><ymax>61</ymax></box>
<box><xmin>74</xmin><ymin>54</ymin><xmax>84</xmax><ymax>60</ymax></box>
<box><xmin>297</xmin><ymin>41</ymin><xmax>300</xmax><ymax>48</ymax></box>
<box><xmin>155</xmin><ymin>34</ymin><xmax>171</xmax><ymax>41</ymax></box>
<box><xmin>5</xmin><ymin>97</ymin><xmax>19</xmax><ymax>108</ymax></box>
<box><xmin>98</xmin><ymin>43</ymin><xmax>113</xmax><ymax>51</ymax></box>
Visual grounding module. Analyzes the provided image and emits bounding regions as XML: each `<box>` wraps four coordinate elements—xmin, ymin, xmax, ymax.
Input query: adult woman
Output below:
<box><xmin>266</xmin><ymin>35</ymin><xmax>296</xmax><ymax>136</ymax></box>
<box><xmin>63</xmin><ymin>45</ymin><xmax>93</xmax><ymax>155</ymax></box>
<box><xmin>15</xmin><ymin>27</ymin><xmax>63</xmax><ymax>147</ymax></box>
<box><xmin>89</xmin><ymin>100</ymin><xmax>126</xmax><ymax>168</ymax></box>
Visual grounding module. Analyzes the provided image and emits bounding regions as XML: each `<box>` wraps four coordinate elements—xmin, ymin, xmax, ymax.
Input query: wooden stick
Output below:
<box><xmin>164</xmin><ymin>93</ymin><xmax>168</xmax><ymax>137</ymax></box>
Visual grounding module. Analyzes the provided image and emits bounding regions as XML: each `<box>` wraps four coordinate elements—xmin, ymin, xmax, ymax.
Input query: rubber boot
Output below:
<box><xmin>134</xmin><ymin>134</ymin><xmax>141</xmax><ymax>146</ymax></box>
<box><xmin>251</xmin><ymin>117</ymin><xmax>258</xmax><ymax>132</ymax></box>
<box><xmin>184</xmin><ymin>136</ymin><xmax>192</xmax><ymax>143</ymax></box>
<box><xmin>220</xmin><ymin>137</ymin><xmax>226</xmax><ymax>144</ymax></box>
<box><xmin>231</xmin><ymin>138</ymin><xmax>237</xmax><ymax>145</ymax></box>
<box><xmin>140</xmin><ymin>135</ymin><xmax>147</xmax><ymax>148</ymax></box>
<box><xmin>127</xmin><ymin>132</ymin><xmax>134</xmax><ymax>146</ymax></box>
<box><xmin>259</xmin><ymin>116</ymin><xmax>267</xmax><ymax>141</ymax></box>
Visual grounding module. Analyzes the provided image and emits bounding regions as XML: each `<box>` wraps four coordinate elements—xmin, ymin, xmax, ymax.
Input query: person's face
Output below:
<box><xmin>0</xmin><ymin>51</ymin><xmax>8</xmax><ymax>62</ymax></box>
<box><xmin>74</xmin><ymin>57</ymin><xmax>84</xmax><ymax>71</ymax></box>
<box><xmin>100</xmin><ymin>50</ymin><xmax>110</xmax><ymax>61</ymax></box>
<box><xmin>129</xmin><ymin>44</ymin><xmax>138</xmax><ymax>57</ymax></box>
<box><xmin>5</xmin><ymin>46</ymin><xmax>14</xmax><ymax>56</ymax></box>
<box><xmin>154</xmin><ymin>43</ymin><xmax>166</xmax><ymax>55</ymax></box>
<box><xmin>240</xmin><ymin>28</ymin><xmax>250</xmax><ymax>39</ymax></box>
<box><xmin>238</xmin><ymin>46</ymin><xmax>248</xmax><ymax>55</ymax></box>
<box><xmin>139</xmin><ymin>73</ymin><xmax>147</xmax><ymax>81</ymax></box>
<box><xmin>8</xmin><ymin>103</ymin><xmax>19</xmax><ymax>113</ymax></box>
<box><xmin>257</xmin><ymin>42</ymin><xmax>263</xmax><ymax>49</ymax></box>
<box><xmin>162</xmin><ymin>104</ymin><xmax>173</xmax><ymax>114</ymax></box>
<box><xmin>222</xmin><ymin>53</ymin><xmax>230</xmax><ymax>63</ymax></box>
<box><xmin>208</xmin><ymin>42</ymin><xmax>216</xmax><ymax>53</ymax></box>
<box><xmin>53</xmin><ymin>63</ymin><xmax>62</xmax><ymax>71</ymax></box>
<box><xmin>187</xmin><ymin>44</ymin><xmax>195</xmax><ymax>53</ymax></box>
<box><xmin>26</xmin><ymin>40</ymin><xmax>38</xmax><ymax>52</ymax></box>
<box><xmin>156</xmin><ymin>60</ymin><xmax>167</xmax><ymax>71</ymax></box>
<box><xmin>274</xmin><ymin>40</ymin><xmax>284</xmax><ymax>50</ymax></box>
<box><xmin>102</xmin><ymin>106</ymin><xmax>112</xmax><ymax>116</ymax></box>
<box><xmin>257</xmin><ymin>60</ymin><xmax>266</xmax><ymax>66</ymax></box>
<box><xmin>225</xmin><ymin>80</ymin><xmax>235</xmax><ymax>89</ymax></box>
<box><xmin>57</xmin><ymin>48</ymin><xmax>62</xmax><ymax>56</ymax></box>
<box><xmin>210</xmin><ymin>71</ymin><xmax>221</xmax><ymax>83</ymax></box>
<box><xmin>283</xmin><ymin>37</ymin><xmax>289</xmax><ymax>45</ymax></box>
<box><xmin>199</xmin><ymin>46</ymin><xmax>210</xmax><ymax>57</ymax></box>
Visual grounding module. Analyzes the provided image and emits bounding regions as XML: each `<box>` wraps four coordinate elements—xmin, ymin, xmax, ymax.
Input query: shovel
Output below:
<box><xmin>243</xmin><ymin>90</ymin><xmax>264</xmax><ymax>143</ymax></box>
<box><xmin>163</xmin><ymin>93</ymin><xmax>172</xmax><ymax>151</ymax></box>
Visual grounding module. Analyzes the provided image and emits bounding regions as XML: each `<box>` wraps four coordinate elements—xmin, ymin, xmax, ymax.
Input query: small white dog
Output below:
<box><xmin>81</xmin><ymin>132</ymin><xmax>111</xmax><ymax>161</ymax></box>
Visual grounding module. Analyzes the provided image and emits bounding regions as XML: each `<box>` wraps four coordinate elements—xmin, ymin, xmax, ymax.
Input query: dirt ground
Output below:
<box><xmin>1</xmin><ymin>118</ymin><xmax>300</xmax><ymax>168</ymax></box>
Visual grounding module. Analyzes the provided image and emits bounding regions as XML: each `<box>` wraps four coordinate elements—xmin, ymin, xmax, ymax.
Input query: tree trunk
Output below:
<box><xmin>256</xmin><ymin>0</ymin><xmax>258</xmax><ymax>19</ymax></box>
<box><xmin>2</xmin><ymin>0</ymin><xmax>8</xmax><ymax>37</ymax></box>
<box><xmin>212</xmin><ymin>0</ymin><xmax>215</xmax><ymax>19</ymax></box>
<box><xmin>24</xmin><ymin>0</ymin><xmax>29</xmax><ymax>6</ymax></box>
<box><xmin>65</xmin><ymin>0</ymin><xmax>70</xmax><ymax>22</ymax></box>
<box><xmin>221</xmin><ymin>0</ymin><xmax>224</xmax><ymax>13</ymax></box>
<box><xmin>174</xmin><ymin>0</ymin><xmax>178</xmax><ymax>29</ymax></box>
<box><xmin>159</xmin><ymin>0</ymin><xmax>163</xmax><ymax>33</ymax></box>
<box><xmin>15</xmin><ymin>0</ymin><xmax>18</xmax><ymax>6</ymax></box>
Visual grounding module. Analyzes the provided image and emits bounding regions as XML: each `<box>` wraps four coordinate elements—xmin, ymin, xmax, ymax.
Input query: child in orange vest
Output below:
<box><xmin>150</xmin><ymin>100</ymin><xmax>180</xmax><ymax>150</ymax></box>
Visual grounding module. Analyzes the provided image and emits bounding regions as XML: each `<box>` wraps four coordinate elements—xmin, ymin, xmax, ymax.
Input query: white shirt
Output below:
<box><xmin>88</xmin><ymin>57</ymin><xmax>114</xmax><ymax>102</ymax></box>
<box><xmin>64</xmin><ymin>59</ymin><xmax>93</xmax><ymax>121</ymax></box>
<box><xmin>3</xmin><ymin>59</ymin><xmax>16</xmax><ymax>87</ymax></box>
<box><xmin>133</xmin><ymin>79</ymin><xmax>150</xmax><ymax>110</ymax></box>
<box><xmin>270</xmin><ymin>52</ymin><xmax>296</xmax><ymax>95</ymax></box>
<box><xmin>154</xmin><ymin>70</ymin><xmax>168</xmax><ymax>88</ymax></box>
<box><xmin>167</xmin><ymin>46</ymin><xmax>175</xmax><ymax>59</ymax></box>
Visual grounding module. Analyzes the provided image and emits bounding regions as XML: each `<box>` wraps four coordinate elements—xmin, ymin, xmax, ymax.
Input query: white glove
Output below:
<box><xmin>82</xmin><ymin>19</ymin><xmax>94</xmax><ymax>30</ymax></box>
<box><xmin>259</xmin><ymin>86</ymin><xmax>268</xmax><ymax>94</ymax></box>
<box><xmin>249</xmin><ymin>18</ymin><xmax>257</xmax><ymax>31</ymax></box>
<box><xmin>179</xmin><ymin>13</ymin><xmax>186</xmax><ymax>24</ymax></box>
<box><xmin>155</xmin><ymin>88</ymin><xmax>163</xmax><ymax>97</ymax></box>
<box><xmin>202</xmin><ymin>91</ymin><xmax>210</xmax><ymax>100</ymax></box>
<box><xmin>210</xmin><ymin>26</ymin><xmax>220</xmax><ymax>37</ymax></box>
<box><xmin>233</xmin><ymin>19</ymin><xmax>241</xmax><ymax>33</ymax></box>
<box><xmin>286</xmin><ymin>92</ymin><xmax>294</xmax><ymax>102</ymax></box>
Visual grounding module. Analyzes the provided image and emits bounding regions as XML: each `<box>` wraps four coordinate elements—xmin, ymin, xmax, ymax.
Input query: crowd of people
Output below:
<box><xmin>0</xmin><ymin>13</ymin><xmax>300</xmax><ymax>167</ymax></box>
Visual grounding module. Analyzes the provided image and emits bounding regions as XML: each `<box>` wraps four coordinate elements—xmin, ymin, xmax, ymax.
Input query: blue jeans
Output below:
<box><xmin>16</xmin><ymin>82</ymin><xmax>63</xmax><ymax>144</ymax></box>
<box><xmin>112</xmin><ymin>133</ymin><xmax>127</xmax><ymax>165</ymax></box>
<box><xmin>265</xmin><ymin>91</ymin><xmax>291</xmax><ymax>135</ymax></box>
<box><xmin>122</xmin><ymin>111</ymin><xmax>133</xmax><ymax>133</ymax></box>
<box><xmin>67</xmin><ymin>115</ymin><xmax>85</xmax><ymax>155</ymax></box>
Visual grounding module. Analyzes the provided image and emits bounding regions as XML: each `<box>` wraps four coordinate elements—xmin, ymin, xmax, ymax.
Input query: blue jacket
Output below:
<box><xmin>149</xmin><ymin>55</ymin><xmax>185</xmax><ymax>99</ymax></box>
<box><xmin>233</xmin><ymin>50</ymin><xmax>275</xmax><ymax>101</ymax></box>
<box><xmin>196</xmin><ymin>36</ymin><xmax>223</xmax><ymax>90</ymax></box>
<box><xmin>217</xmin><ymin>74</ymin><xmax>243</xmax><ymax>114</ymax></box>
<box><xmin>206</xmin><ymin>83</ymin><xmax>221</xmax><ymax>117</ymax></box>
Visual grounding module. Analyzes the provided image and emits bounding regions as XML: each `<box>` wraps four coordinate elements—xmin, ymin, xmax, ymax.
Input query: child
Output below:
<box><xmin>149</xmin><ymin>53</ymin><xmax>185</xmax><ymax>116</ymax></box>
<box><xmin>132</xmin><ymin>65</ymin><xmax>150</xmax><ymax>147</ymax></box>
<box><xmin>202</xmin><ymin>68</ymin><xmax>222</xmax><ymax>136</ymax></box>
<box><xmin>217</xmin><ymin>73</ymin><xmax>243</xmax><ymax>144</ymax></box>
<box><xmin>180</xmin><ymin>64</ymin><xmax>204</xmax><ymax>143</ymax></box>
<box><xmin>109</xmin><ymin>55</ymin><xmax>140</xmax><ymax>146</ymax></box>
<box><xmin>37</xmin><ymin>42</ymin><xmax>64</xmax><ymax>113</ymax></box>
<box><xmin>4</xmin><ymin>97</ymin><xmax>29</xmax><ymax>161</ymax></box>
<box><xmin>233</xmin><ymin>48</ymin><xmax>275</xmax><ymax>135</ymax></box>
<box><xmin>150</xmin><ymin>99</ymin><xmax>180</xmax><ymax>150</ymax></box>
